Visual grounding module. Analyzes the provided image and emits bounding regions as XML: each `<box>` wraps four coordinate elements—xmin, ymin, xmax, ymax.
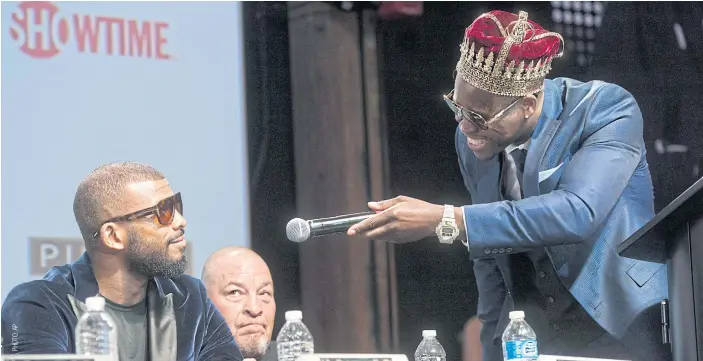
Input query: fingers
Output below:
<box><xmin>350</xmin><ymin>196</ymin><xmax>411</xmax><ymax>236</ymax></box>
<box><xmin>368</xmin><ymin>202</ymin><xmax>385</xmax><ymax>211</ymax></box>
<box><xmin>354</xmin><ymin>223</ymin><xmax>397</xmax><ymax>242</ymax></box>
<box><xmin>368</xmin><ymin>195</ymin><xmax>409</xmax><ymax>211</ymax></box>
<box><xmin>347</xmin><ymin>212</ymin><xmax>392</xmax><ymax>236</ymax></box>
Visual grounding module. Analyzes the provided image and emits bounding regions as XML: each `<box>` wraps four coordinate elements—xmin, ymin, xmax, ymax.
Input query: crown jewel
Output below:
<box><xmin>456</xmin><ymin>11</ymin><xmax>564</xmax><ymax>97</ymax></box>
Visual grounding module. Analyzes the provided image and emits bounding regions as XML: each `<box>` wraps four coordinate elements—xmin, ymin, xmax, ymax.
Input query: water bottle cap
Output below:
<box><xmin>422</xmin><ymin>330</ymin><xmax>436</xmax><ymax>338</ymax></box>
<box><xmin>509</xmin><ymin>310</ymin><xmax>525</xmax><ymax>320</ymax></box>
<box><xmin>285</xmin><ymin>310</ymin><xmax>303</xmax><ymax>321</ymax></box>
<box><xmin>85</xmin><ymin>296</ymin><xmax>105</xmax><ymax>311</ymax></box>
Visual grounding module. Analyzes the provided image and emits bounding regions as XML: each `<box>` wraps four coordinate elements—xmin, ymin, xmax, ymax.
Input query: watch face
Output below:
<box><xmin>440</xmin><ymin>226</ymin><xmax>457</xmax><ymax>238</ymax></box>
<box><xmin>436</xmin><ymin>219</ymin><xmax>458</xmax><ymax>244</ymax></box>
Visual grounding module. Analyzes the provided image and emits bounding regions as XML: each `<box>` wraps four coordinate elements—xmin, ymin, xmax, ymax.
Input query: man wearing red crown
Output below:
<box><xmin>348</xmin><ymin>10</ymin><xmax>670</xmax><ymax>361</ymax></box>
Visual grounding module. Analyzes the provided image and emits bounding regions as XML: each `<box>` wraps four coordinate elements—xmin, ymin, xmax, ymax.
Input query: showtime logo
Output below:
<box><xmin>8</xmin><ymin>1</ymin><xmax>171</xmax><ymax>60</ymax></box>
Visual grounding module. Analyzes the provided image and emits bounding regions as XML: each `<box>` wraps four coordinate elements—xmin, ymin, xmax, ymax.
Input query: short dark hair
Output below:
<box><xmin>73</xmin><ymin>161</ymin><xmax>165</xmax><ymax>247</ymax></box>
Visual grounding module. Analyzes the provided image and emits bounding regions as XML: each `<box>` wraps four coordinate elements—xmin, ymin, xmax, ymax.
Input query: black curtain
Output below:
<box><xmin>244</xmin><ymin>1</ymin><xmax>301</xmax><ymax>338</ymax></box>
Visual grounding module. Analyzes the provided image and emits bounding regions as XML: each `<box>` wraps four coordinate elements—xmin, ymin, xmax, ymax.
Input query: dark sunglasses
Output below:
<box><xmin>443</xmin><ymin>89</ymin><xmax>522</xmax><ymax>131</ymax></box>
<box><xmin>92</xmin><ymin>192</ymin><xmax>183</xmax><ymax>238</ymax></box>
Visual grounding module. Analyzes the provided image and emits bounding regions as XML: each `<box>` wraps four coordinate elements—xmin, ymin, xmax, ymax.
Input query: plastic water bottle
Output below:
<box><xmin>502</xmin><ymin>310</ymin><xmax>538</xmax><ymax>361</ymax></box>
<box><xmin>276</xmin><ymin>310</ymin><xmax>314</xmax><ymax>361</ymax></box>
<box><xmin>75</xmin><ymin>296</ymin><xmax>118</xmax><ymax>361</ymax></box>
<box><xmin>414</xmin><ymin>330</ymin><xmax>446</xmax><ymax>361</ymax></box>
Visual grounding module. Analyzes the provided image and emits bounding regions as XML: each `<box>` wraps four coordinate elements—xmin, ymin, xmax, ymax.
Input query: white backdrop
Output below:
<box><xmin>1</xmin><ymin>1</ymin><xmax>250</xmax><ymax>301</ymax></box>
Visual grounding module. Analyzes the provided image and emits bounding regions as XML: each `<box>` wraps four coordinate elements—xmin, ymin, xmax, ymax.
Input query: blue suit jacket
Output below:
<box><xmin>1</xmin><ymin>252</ymin><xmax>242</xmax><ymax>360</ymax></box>
<box><xmin>456</xmin><ymin>78</ymin><xmax>668</xmax><ymax>359</ymax></box>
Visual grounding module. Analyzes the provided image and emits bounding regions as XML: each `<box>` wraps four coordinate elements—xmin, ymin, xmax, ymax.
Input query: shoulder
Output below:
<box><xmin>4</xmin><ymin>280</ymin><xmax>52</xmax><ymax>303</ymax></box>
<box><xmin>550</xmin><ymin>77</ymin><xmax>642</xmax><ymax>132</ymax></box>
<box><xmin>3</xmin><ymin>265</ymin><xmax>76</xmax><ymax>308</ymax></box>
<box><xmin>1</xmin><ymin>278</ymin><xmax>72</xmax><ymax>319</ymax></box>
<box><xmin>550</xmin><ymin>77</ymin><xmax>636</xmax><ymax>104</ymax></box>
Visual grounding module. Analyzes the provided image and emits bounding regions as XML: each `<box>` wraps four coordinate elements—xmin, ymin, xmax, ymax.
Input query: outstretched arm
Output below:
<box><xmin>348</xmin><ymin>85</ymin><xmax>645</xmax><ymax>256</ymax></box>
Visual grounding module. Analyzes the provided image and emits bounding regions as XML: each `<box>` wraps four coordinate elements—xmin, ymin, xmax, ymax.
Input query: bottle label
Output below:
<box><xmin>503</xmin><ymin>339</ymin><xmax>538</xmax><ymax>360</ymax></box>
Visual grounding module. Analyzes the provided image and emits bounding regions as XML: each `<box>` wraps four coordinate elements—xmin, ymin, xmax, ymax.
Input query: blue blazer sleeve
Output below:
<box><xmin>463</xmin><ymin>85</ymin><xmax>644</xmax><ymax>258</ymax></box>
<box><xmin>1</xmin><ymin>283</ymin><xmax>70</xmax><ymax>353</ymax></box>
<box><xmin>196</xmin><ymin>281</ymin><xmax>243</xmax><ymax>361</ymax></box>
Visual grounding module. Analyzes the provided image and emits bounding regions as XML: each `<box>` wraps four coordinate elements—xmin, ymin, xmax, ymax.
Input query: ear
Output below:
<box><xmin>98</xmin><ymin>223</ymin><xmax>128</xmax><ymax>251</ymax></box>
<box><xmin>520</xmin><ymin>94</ymin><xmax>539</xmax><ymax>118</ymax></box>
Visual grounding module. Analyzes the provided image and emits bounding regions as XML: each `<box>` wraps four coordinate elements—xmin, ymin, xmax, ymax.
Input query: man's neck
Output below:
<box><xmin>92</xmin><ymin>255</ymin><xmax>148</xmax><ymax>306</ymax></box>
<box><xmin>512</xmin><ymin>92</ymin><xmax>545</xmax><ymax>149</ymax></box>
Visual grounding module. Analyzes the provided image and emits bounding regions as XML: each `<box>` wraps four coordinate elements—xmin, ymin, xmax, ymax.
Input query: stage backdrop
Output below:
<box><xmin>1</xmin><ymin>1</ymin><xmax>250</xmax><ymax>301</ymax></box>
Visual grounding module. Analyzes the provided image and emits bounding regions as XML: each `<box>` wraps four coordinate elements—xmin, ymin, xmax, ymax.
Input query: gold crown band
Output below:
<box><xmin>455</xmin><ymin>11</ymin><xmax>564</xmax><ymax>97</ymax></box>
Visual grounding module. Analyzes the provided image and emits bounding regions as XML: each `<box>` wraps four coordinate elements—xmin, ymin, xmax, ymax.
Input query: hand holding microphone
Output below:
<box><xmin>286</xmin><ymin>196</ymin><xmax>464</xmax><ymax>244</ymax></box>
<box><xmin>286</xmin><ymin>212</ymin><xmax>375</xmax><ymax>243</ymax></box>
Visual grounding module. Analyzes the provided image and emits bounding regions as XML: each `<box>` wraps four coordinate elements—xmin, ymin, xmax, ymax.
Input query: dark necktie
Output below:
<box><xmin>510</xmin><ymin>147</ymin><xmax>527</xmax><ymax>190</ymax></box>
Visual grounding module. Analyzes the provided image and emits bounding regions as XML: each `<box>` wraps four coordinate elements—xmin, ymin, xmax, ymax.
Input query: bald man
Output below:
<box><xmin>202</xmin><ymin>247</ymin><xmax>277</xmax><ymax>361</ymax></box>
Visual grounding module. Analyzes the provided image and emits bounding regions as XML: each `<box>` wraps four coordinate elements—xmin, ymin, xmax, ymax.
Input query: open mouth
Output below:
<box><xmin>467</xmin><ymin>137</ymin><xmax>488</xmax><ymax>149</ymax></box>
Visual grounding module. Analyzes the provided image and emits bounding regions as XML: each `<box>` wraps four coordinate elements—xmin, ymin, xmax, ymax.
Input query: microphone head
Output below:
<box><xmin>286</xmin><ymin>218</ymin><xmax>311</xmax><ymax>243</ymax></box>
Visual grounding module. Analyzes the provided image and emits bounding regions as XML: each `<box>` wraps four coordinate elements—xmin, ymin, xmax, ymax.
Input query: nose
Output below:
<box><xmin>172</xmin><ymin>210</ymin><xmax>187</xmax><ymax>230</ymax></box>
<box><xmin>454</xmin><ymin>112</ymin><xmax>463</xmax><ymax>123</ymax></box>
<box><xmin>460</xmin><ymin>120</ymin><xmax>478</xmax><ymax>134</ymax></box>
<box><xmin>244</xmin><ymin>293</ymin><xmax>263</xmax><ymax>317</ymax></box>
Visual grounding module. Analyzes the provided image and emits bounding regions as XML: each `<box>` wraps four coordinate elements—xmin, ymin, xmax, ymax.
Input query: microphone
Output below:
<box><xmin>286</xmin><ymin>212</ymin><xmax>374</xmax><ymax>243</ymax></box>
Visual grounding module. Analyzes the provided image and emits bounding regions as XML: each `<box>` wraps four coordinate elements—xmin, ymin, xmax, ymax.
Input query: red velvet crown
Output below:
<box><xmin>456</xmin><ymin>10</ymin><xmax>564</xmax><ymax>96</ymax></box>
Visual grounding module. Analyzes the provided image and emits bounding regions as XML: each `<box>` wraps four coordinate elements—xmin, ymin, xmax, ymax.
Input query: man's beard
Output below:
<box><xmin>125</xmin><ymin>227</ymin><xmax>188</xmax><ymax>278</ymax></box>
<box><xmin>238</xmin><ymin>335</ymin><xmax>270</xmax><ymax>360</ymax></box>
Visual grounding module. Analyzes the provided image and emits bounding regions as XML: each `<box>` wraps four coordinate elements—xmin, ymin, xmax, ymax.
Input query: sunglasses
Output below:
<box><xmin>443</xmin><ymin>89</ymin><xmax>523</xmax><ymax>131</ymax></box>
<box><xmin>92</xmin><ymin>192</ymin><xmax>183</xmax><ymax>238</ymax></box>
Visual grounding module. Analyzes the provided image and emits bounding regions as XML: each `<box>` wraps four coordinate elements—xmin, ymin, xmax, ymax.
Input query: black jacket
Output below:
<box><xmin>1</xmin><ymin>252</ymin><xmax>242</xmax><ymax>360</ymax></box>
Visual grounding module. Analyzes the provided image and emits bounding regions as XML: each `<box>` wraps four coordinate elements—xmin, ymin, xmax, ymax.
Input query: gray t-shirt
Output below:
<box><xmin>102</xmin><ymin>295</ymin><xmax>149</xmax><ymax>361</ymax></box>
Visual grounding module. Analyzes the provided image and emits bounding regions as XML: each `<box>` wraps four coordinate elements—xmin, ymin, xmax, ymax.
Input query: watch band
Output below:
<box><xmin>443</xmin><ymin>204</ymin><xmax>454</xmax><ymax>219</ymax></box>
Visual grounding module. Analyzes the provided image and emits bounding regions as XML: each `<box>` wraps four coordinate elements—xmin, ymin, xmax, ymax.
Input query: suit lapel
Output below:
<box><xmin>523</xmin><ymin>118</ymin><xmax>561</xmax><ymax>198</ymax></box>
<box><xmin>148</xmin><ymin>280</ymin><xmax>177</xmax><ymax>361</ymax></box>
<box><xmin>523</xmin><ymin>80</ymin><xmax>564</xmax><ymax>198</ymax></box>
<box><xmin>68</xmin><ymin>294</ymin><xmax>88</xmax><ymax>321</ymax></box>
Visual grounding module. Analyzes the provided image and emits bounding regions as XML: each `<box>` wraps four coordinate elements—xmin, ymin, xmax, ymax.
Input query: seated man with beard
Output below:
<box><xmin>202</xmin><ymin>247</ymin><xmax>277</xmax><ymax>361</ymax></box>
<box><xmin>1</xmin><ymin>161</ymin><xmax>242</xmax><ymax>361</ymax></box>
